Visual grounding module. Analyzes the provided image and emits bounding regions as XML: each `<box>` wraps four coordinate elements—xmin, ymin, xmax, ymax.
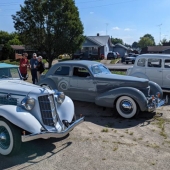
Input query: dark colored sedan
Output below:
<box><xmin>107</xmin><ymin>52</ymin><xmax>117</xmax><ymax>60</ymax></box>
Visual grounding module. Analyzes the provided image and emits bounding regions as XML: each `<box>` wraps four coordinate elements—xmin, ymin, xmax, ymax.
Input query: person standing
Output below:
<box><xmin>37</xmin><ymin>56</ymin><xmax>45</xmax><ymax>82</ymax></box>
<box><xmin>30</xmin><ymin>53</ymin><xmax>38</xmax><ymax>84</ymax></box>
<box><xmin>19</xmin><ymin>53</ymin><xmax>29</xmax><ymax>80</ymax></box>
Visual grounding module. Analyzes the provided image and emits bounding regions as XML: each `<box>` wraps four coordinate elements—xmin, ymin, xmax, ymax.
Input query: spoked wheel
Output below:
<box><xmin>116</xmin><ymin>96</ymin><xmax>138</xmax><ymax>118</ymax></box>
<box><xmin>0</xmin><ymin>118</ymin><xmax>21</xmax><ymax>156</ymax></box>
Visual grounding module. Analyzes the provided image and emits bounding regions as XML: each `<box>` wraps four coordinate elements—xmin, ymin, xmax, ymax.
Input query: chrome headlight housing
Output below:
<box><xmin>55</xmin><ymin>91</ymin><xmax>65</xmax><ymax>104</ymax></box>
<box><xmin>21</xmin><ymin>96</ymin><xmax>35</xmax><ymax>110</ymax></box>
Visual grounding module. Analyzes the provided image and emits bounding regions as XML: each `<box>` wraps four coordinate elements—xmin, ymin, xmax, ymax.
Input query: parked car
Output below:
<box><xmin>0</xmin><ymin>63</ymin><xmax>84</xmax><ymax>156</ymax></box>
<box><xmin>126</xmin><ymin>54</ymin><xmax>170</xmax><ymax>92</ymax></box>
<box><xmin>38</xmin><ymin>60</ymin><xmax>167</xmax><ymax>119</ymax></box>
<box><xmin>107</xmin><ymin>52</ymin><xmax>117</xmax><ymax>60</ymax></box>
<box><xmin>125</xmin><ymin>54</ymin><xmax>139</xmax><ymax>64</ymax></box>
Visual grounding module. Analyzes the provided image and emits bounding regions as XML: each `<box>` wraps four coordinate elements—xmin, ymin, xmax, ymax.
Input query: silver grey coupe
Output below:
<box><xmin>38</xmin><ymin>60</ymin><xmax>167</xmax><ymax>119</ymax></box>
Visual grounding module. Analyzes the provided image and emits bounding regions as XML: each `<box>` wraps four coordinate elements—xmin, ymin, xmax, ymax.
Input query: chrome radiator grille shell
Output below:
<box><xmin>38</xmin><ymin>94</ymin><xmax>58</xmax><ymax>127</ymax></box>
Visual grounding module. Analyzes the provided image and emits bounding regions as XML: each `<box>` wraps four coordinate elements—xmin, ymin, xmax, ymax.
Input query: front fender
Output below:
<box><xmin>95</xmin><ymin>87</ymin><xmax>148</xmax><ymax>111</ymax></box>
<box><xmin>131</xmin><ymin>72</ymin><xmax>149</xmax><ymax>79</ymax></box>
<box><xmin>0</xmin><ymin>105</ymin><xmax>42</xmax><ymax>134</ymax></box>
<box><xmin>56</xmin><ymin>96</ymin><xmax>74</xmax><ymax>123</ymax></box>
<box><xmin>38</xmin><ymin>78</ymin><xmax>56</xmax><ymax>89</ymax></box>
<box><xmin>149</xmin><ymin>81</ymin><xmax>163</xmax><ymax>99</ymax></box>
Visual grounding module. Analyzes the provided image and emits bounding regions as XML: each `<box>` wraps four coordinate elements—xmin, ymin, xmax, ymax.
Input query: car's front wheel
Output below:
<box><xmin>116</xmin><ymin>96</ymin><xmax>138</xmax><ymax>118</ymax></box>
<box><xmin>0</xmin><ymin>118</ymin><xmax>21</xmax><ymax>156</ymax></box>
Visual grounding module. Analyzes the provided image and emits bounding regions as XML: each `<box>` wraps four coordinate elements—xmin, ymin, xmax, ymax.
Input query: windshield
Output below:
<box><xmin>91</xmin><ymin>64</ymin><xmax>111</xmax><ymax>74</ymax></box>
<box><xmin>0</xmin><ymin>67</ymin><xmax>20</xmax><ymax>79</ymax></box>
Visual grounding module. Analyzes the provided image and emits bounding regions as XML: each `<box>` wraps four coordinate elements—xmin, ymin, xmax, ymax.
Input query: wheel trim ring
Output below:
<box><xmin>0</xmin><ymin>121</ymin><xmax>13</xmax><ymax>155</ymax></box>
<box><xmin>120</xmin><ymin>100</ymin><xmax>133</xmax><ymax>114</ymax></box>
<box><xmin>0</xmin><ymin>126</ymin><xmax>10</xmax><ymax>150</ymax></box>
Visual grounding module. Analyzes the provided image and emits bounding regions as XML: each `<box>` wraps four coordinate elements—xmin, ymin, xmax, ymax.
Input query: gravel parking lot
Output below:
<box><xmin>1</xmin><ymin>98</ymin><xmax>170</xmax><ymax>170</ymax></box>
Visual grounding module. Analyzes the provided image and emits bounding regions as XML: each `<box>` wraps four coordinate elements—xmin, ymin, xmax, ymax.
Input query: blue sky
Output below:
<box><xmin>0</xmin><ymin>0</ymin><xmax>170</xmax><ymax>45</ymax></box>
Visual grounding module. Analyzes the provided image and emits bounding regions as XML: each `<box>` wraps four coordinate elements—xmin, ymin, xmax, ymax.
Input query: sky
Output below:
<box><xmin>0</xmin><ymin>0</ymin><xmax>170</xmax><ymax>45</ymax></box>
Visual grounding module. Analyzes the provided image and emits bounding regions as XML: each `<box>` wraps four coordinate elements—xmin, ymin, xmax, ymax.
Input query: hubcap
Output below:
<box><xmin>120</xmin><ymin>100</ymin><xmax>133</xmax><ymax>114</ymax></box>
<box><xmin>0</xmin><ymin>126</ymin><xmax>10</xmax><ymax>149</ymax></box>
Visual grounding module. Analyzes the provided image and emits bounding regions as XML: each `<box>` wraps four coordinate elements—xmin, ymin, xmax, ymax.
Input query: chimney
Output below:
<box><xmin>97</xmin><ymin>33</ymin><xmax>100</xmax><ymax>36</ymax></box>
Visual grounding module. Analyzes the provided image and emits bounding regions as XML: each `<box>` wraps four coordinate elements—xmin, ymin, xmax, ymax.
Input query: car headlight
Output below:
<box><xmin>21</xmin><ymin>96</ymin><xmax>35</xmax><ymax>110</ymax></box>
<box><xmin>55</xmin><ymin>92</ymin><xmax>65</xmax><ymax>104</ymax></box>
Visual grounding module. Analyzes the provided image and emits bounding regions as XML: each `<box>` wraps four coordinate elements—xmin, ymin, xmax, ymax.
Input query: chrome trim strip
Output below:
<box><xmin>21</xmin><ymin>117</ymin><xmax>84</xmax><ymax>142</ymax></box>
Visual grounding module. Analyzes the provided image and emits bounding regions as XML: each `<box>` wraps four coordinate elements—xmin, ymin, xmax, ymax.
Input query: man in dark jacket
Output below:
<box><xmin>37</xmin><ymin>56</ymin><xmax>45</xmax><ymax>82</ymax></box>
<box><xmin>30</xmin><ymin>53</ymin><xmax>38</xmax><ymax>84</ymax></box>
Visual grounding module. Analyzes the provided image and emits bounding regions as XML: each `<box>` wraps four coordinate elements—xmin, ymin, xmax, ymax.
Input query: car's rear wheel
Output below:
<box><xmin>0</xmin><ymin>118</ymin><xmax>21</xmax><ymax>156</ymax></box>
<box><xmin>116</xmin><ymin>96</ymin><xmax>138</xmax><ymax>118</ymax></box>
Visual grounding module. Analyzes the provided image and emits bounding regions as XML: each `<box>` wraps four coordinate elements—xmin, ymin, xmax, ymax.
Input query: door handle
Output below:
<box><xmin>158</xmin><ymin>70</ymin><xmax>162</xmax><ymax>72</ymax></box>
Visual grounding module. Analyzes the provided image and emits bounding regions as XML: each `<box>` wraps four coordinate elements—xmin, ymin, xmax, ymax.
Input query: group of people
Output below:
<box><xmin>19</xmin><ymin>53</ymin><xmax>45</xmax><ymax>84</ymax></box>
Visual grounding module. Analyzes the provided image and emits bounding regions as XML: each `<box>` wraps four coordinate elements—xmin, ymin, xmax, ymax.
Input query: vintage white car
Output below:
<box><xmin>126</xmin><ymin>54</ymin><xmax>170</xmax><ymax>92</ymax></box>
<box><xmin>0</xmin><ymin>63</ymin><xmax>84</xmax><ymax>156</ymax></box>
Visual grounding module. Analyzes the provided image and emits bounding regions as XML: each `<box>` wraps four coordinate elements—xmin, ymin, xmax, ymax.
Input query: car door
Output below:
<box><xmin>69</xmin><ymin>66</ymin><xmax>96</xmax><ymax>102</ymax></box>
<box><xmin>50</xmin><ymin>66</ymin><xmax>70</xmax><ymax>96</ymax></box>
<box><xmin>162</xmin><ymin>59</ymin><xmax>170</xmax><ymax>89</ymax></box>
<box><xmin>145</xmin><ymin>58</ymin><xmax>163</xmax><ymax>87</ymax></box>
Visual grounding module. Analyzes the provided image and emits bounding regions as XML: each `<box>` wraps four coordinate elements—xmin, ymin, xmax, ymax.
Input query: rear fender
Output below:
<box><xmin>0</xmin><ymin>105</ymin><xmax>42</xmax><ymax>134</ymax></box>
<box><xmin>95</xmin><ymin>87</ymin><xmax>147</xmax><ymax>111</ymax></box>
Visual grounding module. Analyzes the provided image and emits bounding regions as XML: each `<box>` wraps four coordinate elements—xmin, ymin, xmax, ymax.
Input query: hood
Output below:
<box><xmin>94</xmin><ymin>73</ymin><xmax>148</xmax><ymax>89</ymax></box>
<box><xmin>0</xmin><ymin>80</ymin><xmax>50</xmax><ymax>96</ymax></box>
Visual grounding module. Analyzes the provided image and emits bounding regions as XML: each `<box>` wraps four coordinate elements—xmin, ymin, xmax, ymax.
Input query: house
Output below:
<box><xmin>141</xmin><ymin>46</ymin><xmax>170</xmax><ymax>54</ymax></box>
<box><xmin>10</xmin><ymin>45</ymin><xmax>25</xmax><ymax>59</ymax></box>
<box><xmin>113</xmin><ymin>43</ymin><xmax>129</xmax><ymax>57</ymax></box>
<box><xmin>78</xmin><ymin>34</ymin><xmax>114</xmax><ymax>59</ymax></box>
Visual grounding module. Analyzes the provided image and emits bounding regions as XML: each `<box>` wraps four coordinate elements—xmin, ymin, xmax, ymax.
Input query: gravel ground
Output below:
<box><xmin>1</xmin><ymin>100</ymin><xmax>170</xmax><ymax>170</ymax></box>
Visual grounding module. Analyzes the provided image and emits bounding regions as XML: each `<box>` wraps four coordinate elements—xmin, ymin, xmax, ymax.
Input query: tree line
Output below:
<box><xmin>1</xmin><ymin>0</ymin><xmax>170</xmax><ymax>67</ymax></box>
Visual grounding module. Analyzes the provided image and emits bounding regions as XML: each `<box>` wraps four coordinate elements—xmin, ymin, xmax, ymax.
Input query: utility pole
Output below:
<box><xmin>106</xmin><ymin>23</ymin><xmax>109</xmax><ymax>35</ymax></box>
<box><xmin>157</xmin><ymin>24</ymin><xmax>162</xmax><ymax>43</ymax></box>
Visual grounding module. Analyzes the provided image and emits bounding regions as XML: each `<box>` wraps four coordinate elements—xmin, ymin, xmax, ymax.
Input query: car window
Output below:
<box><xmin>0</xmin><ymin>68</ymin><xmax>20</xmax><ymax>78</ymax></box>
<box><xmin>147</xmin><ymin>58</ymin><xmax>162</xmax><ymax>68</ymax></box>
<box><xmin>92</xmin><ymin>64</ymin><xmax>111</xmax><ymax>74</ymax></box>
<box><xmin>54</xmin><ymin>66</ymin><xmax>70</xmax><ymax>76</ymax></box>
<box><xmin>137</xmin><ymin>58</ymin><xmax>145</xmax><ymax>67</ymax></box>
<box><xmin>73</xmin><ymin>67</ymin><xmax>90</xmax><ymax>77</ymax></box>
<box><xmin>164</xmin><ymin>59</ymin><xmax>170</xmax><ymax>68</ymax></box>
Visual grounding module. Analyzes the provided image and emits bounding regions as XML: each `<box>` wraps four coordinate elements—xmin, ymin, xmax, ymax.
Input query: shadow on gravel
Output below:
<box><xmin>74</xmin><ymin>101</ymin><xmax>164</xmax><ymax>129</ymax></box>
<box><xmin>0</xmin><ymin>135</ymin><xmax>71</xmax><ymax>170</ymax></box>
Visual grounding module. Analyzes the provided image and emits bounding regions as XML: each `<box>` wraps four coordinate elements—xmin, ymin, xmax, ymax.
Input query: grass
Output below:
<box><xmin>101</xmin><ymin>128</ymin><xmax>109</xmax><ymax>132</ymax></box>
<box><xmin>110</xmin><ymin>58</ymin><xmax>121</xmax><ymax>64</ymax></box>
<box><xmin>111</xmin><ymin>71</ymin><xmax>126</xmax><ymax>75</ymax></box>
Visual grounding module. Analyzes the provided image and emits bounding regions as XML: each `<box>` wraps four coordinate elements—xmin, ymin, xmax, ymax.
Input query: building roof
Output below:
<box><xmin>10</xmin><ymin>45</ymin><xmax>25</xmax><ymax>50</ymax></box>
<box><xmin>87</xmin><ymin>35</ymin><xmax>114</xmax><ymax>47</ymax></box>
<box><xmin>114</xmin><ymin>43</ymin><xmax>128</xmax><ymax>50</ymax></box>
<box><xmin>138</xmin><ymin>53</ymin><xmax>170</xmax><ymax>59</ymax></box>
<box><xmin>147</xmin><ymin>46</ymin><xmax>170</xmax><ymax>52</ymax></box>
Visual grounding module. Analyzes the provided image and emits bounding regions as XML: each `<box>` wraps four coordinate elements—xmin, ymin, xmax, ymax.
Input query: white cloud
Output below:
<box><xmin>112</xmin><ymin>27</ymin><xmax>120</xmax><ymax>30</ymax></box>
<box><xmin>124</xmin><ymin>28</ymin><xmax>131</xmax><ymax>31</ymax></box>
<box><xmin>90</xmin><ymin>12</ymin><xmax>94</xmax><ymax>14</ymax></box>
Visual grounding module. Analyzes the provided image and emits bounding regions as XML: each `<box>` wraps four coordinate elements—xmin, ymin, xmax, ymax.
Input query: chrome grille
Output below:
<box><xmin>38</xmin><ymin>94</ymin><xmax>58</xmax><ymax>127</ymax></box>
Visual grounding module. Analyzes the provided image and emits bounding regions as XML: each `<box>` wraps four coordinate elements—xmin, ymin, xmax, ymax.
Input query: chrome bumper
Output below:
<box><xmin>21</xmin><ymin>117</ymin><xmax>84</xmax><ymax>142</ymax></box>
<box><xmin>148</xmin><ymin>95</ymin><xmax>168</xmax><ymax>112</ymax></box>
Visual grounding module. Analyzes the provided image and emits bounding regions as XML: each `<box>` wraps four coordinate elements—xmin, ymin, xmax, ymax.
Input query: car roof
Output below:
<box><xmin>0</xmin><ymin>63</ymin><xmax>18</xmax><ymax>68</ymax></box>
<box><xmin>55</xmin><ymin>60</ymin><xmax>101</xmax><ymax>67</ymax></box>
<box><xmin>138</xmin><ymin>54</ymin><xmax>170</xmax><ymax>59</ymax></box>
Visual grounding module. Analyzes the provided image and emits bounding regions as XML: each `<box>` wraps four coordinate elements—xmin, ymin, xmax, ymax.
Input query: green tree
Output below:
<box><xmin>138</xmin><ymin>37</ymin><xmax>155</xmax><ymax>48</ymax></box>
<box><xmin>111</xmin><ymin>38</ymin><xmax>124</xmax><ymax>45</ymax></box>
<box><xmin>1</xmin><ymin>43</ymin><xmax>14</xmax><ymax>60</ymax></box>
<box><xmin>132</xmin><ymin>41</ymin><xmax>139</xmax><ymax>48</ymax></box>
<box><xmin>124</xmin><ymin>43</ymin><xmax>131</xmax><ymax>48</ymax></box>
<box><xmin>12</xmin><ymin>0</ymin><xmax>84</xmax><ymax>68</ymax></box>
<box><xmin>0</xmin><ymin>31</ymin><xmax>11</xmax><ymax>44</ymax></box>
<box><xmin>143</xmin><ymin>34</ymin><xmax>155</xmax><ymax>45</ymax></box>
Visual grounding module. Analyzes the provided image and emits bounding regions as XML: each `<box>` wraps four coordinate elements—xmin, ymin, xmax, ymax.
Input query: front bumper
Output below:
<box><xmin>147</xmin><ymin>95</ymin><xmax>168</xmax><ymax>112</ymax></box>
<box><xmin>21</xmin><ymin>117</ymin><xmax>84</xmax><ymax>142</ymax></box>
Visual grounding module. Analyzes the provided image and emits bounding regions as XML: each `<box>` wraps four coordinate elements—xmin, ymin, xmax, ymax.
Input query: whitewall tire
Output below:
<box><xmin>0</xmin><ymin>118</ymin><xmax>21</xmax><ymax>156</ymax></box>
<box><xmin>116</xmin><ymin>96</ymin><xmax>137</xmax><ymax>118</ymax></box>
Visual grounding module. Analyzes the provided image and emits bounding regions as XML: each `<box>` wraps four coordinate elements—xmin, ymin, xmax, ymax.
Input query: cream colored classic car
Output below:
<box><xmin>126</xmin><ymin>54</ymin><xmax>170</xmax><ymax>92</ymax></box>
